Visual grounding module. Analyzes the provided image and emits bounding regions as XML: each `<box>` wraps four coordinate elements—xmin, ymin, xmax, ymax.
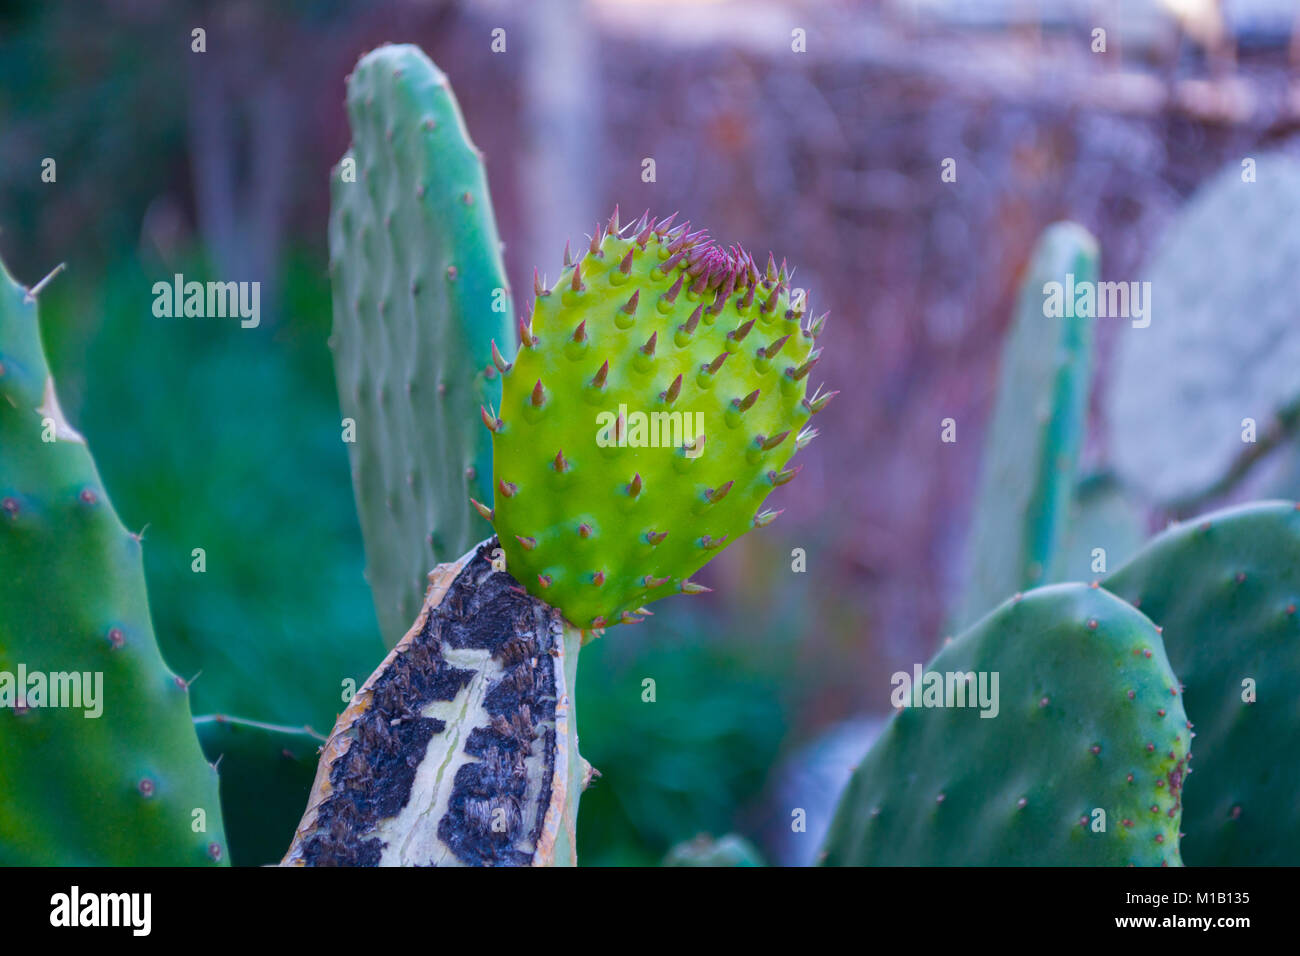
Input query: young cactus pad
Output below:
<box><xmin>483</xmin><ymin>211</ymin><xmax>831</xmax><ymax>629</ymax></box>
<box><xmin>820</xmin><ymin>584</ymin><xmax>1189</xmax><ymax>866</ymax></box>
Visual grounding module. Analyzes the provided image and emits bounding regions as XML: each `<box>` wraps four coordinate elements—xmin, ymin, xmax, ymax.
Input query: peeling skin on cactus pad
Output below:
<box><xmin>286</xmin><ymin>542</ymin><xmax>569</xmax><ymax>867</ymax></box>
<box><xmin>485</xmin><ymin>210</ymin><xmax>833</xmax><ymax>629</ymax></box>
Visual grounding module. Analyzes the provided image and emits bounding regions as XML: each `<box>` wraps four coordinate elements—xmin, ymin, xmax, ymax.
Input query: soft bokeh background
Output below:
<box><xmin>4</xmin><ymin>0</ymin><xmax>1300</xmax><ymax>865</ymax></box>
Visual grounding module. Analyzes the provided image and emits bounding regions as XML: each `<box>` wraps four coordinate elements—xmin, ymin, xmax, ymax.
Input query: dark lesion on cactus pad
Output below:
<box><xmin>298</xmin><ymin>541</ymin><xmax>562</xmax><ymax>866</ymax></box>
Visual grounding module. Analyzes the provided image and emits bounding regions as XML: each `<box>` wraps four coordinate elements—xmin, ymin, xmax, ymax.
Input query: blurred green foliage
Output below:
<box><xmin>0</xmin><ymin>1</ymin><xmax>191</xmax><ymax>278</ymax></box>
<box><xmin>575</xmin><ymin>601</ymin><xmax>789</xmax><ymax>867</ymax></box>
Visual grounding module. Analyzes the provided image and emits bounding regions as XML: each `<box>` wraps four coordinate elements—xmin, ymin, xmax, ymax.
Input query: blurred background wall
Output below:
<box><xmin>3</xmin><ymin>0</ymin><xmax>1299</xmax><ymax>865</ymax></box>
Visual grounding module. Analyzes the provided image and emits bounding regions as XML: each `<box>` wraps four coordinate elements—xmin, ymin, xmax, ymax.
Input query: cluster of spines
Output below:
<box><xmin>510</xmin><ymin>206</ymin><xmax>832</xmax><ymax>393</ymax></box>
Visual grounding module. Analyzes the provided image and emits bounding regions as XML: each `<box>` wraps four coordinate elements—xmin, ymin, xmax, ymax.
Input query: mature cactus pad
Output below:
<box><xmin>330</xmin><ymin>44</ymin><xmax>513</xmax><ymax>646</ymax></box>
<box><xmin>0</xmin><ymin>258</ymin><xmax>226</xmax><ymax>864</ymax></box>
<box><xmin>1103</xmin><ymin>501</ymin><xmax>1300</xmax><ymax>865</ymax></box>
<box><xmin>485</xmin><ymin>211</ymin><xmax>830</xmax><ymax>629</ymax></box>
<box><xmin>822</xmin><ymin>584</ymin><xmax>1189</xmax><ymax>866</ymax></box>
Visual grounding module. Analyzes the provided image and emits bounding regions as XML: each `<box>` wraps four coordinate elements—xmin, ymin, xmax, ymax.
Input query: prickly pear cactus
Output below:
<box><xmin>822</xmin><ymin>584</ymin><xmax>1188</xmax><ymax>866</ymax></box>
<box><xmin>1106</xmin><ymin>154</ymin><xmax>1300</xmax><ymax>508</ymax></box>
<box><xmin>954</xmin><ymin>222</ymin><xmax>1097</xmax><ymax>629</ymax></box>
<box><xmin>1103</xmin><ymin>500</ymin><xmax>1300</xmax><ymax>865</ymax></box>
<box><xmin>330</xmin><ymin>44</ymin><xmax>514</xmax><ymax>646</ymax></box>
<box><xmin>0</xmin><ymin>257</ymin><xmax>227</xmax><ymax>865</ymax></box>
<box><xmin>484</xmin><ymin>211</ymin><xmax>831</xmax><ymax>629</ymax></box>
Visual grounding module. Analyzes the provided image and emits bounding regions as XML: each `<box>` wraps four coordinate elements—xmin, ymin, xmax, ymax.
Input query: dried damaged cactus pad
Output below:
<box><xmin>480</xmin><ymin>211</ymin><xmax>833</xmax><ymax>629</ymax></box>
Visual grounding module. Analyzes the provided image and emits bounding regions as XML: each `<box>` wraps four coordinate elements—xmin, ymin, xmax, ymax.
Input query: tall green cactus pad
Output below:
<box><xmin>0</xmin><ymin>258</ymin><xmax>226</xmax><ymax>865</ymax></box>
<box><xmin>822</xmin><ymin>584</ymin><xmax>1188</xmax><ymax>866</ymax></box>
<box><xmin>486</xmin><ymin>211</ymin><xmax>831</xmax><ymax>629</ymax></box>
<box><xmin>1103</xmin><ymin>500</ymin><xmax>1300</xmax><ymax>865</ymax></box>
<box><xmin>953</xmin><ymin>223</ymin><xmax>1097</xmax><ymax>630</ymax></box>
<box><xmin>1105</xmin><ymin>154</ymin><xmax>1300</xmax><ymax>508</ymax></box>
<box><xmin>330</xmin><ymin>44</ymin><xmax>513</xmax><ymax>646</ymax></box>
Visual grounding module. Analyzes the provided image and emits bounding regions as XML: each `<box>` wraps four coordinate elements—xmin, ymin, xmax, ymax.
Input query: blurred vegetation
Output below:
<box><xmin>576</xmin><ymin>602</ymin><xmax>792</xmax><ymax>866</ymax></box>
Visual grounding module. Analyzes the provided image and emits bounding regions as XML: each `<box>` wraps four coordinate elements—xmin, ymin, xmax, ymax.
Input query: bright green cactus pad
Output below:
<box><xmin>0</xmin><ymin>258</ymin><xmax>227</xmax><ymax>865</ymax></box>
<box><xmin>330</xmin><ymin>44</ymin><xmax>513</xmax><ymax>646</ymax></box>
<box><xmin>954</xmin><ymin>222</ymin><xmax>1097</xmax><ymax>629</ymax></box>
<box><xmin>822</xmin><ymin>584</ymin><xmax>1188</xmax><ymax>866</ymax></box>
<box><xmin>486</xmin><ymin>212</ymin><xmax>831</xmax><ymax>629</ymax></box>
<box><xmin>1103</xmin><ymin>500</ymin><xmax>1300</xmax><ymax>865</ymax></box>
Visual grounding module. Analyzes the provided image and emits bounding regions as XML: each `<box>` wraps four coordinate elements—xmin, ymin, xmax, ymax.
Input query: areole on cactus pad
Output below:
<box><xmin>478</xmin><ymin>208</ymin><xmax>834</xmax><ymax>630</ymax></box>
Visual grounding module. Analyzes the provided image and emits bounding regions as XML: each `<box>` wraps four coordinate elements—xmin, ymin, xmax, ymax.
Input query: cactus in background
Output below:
<box><xmin>330</xmin><ymin>44</ymin><xmax>514</xmax><ymax>647</ymax></box>
<box><xmin>1102</xmin><ymin>500</ymin><xmax>1300</xmax><ymax>865</ymax></box>
<box><xmin>485</xmin><ymin>211</ymin><xmax>830</xmax><ymax>629</ymax></box>
<box><xmin>822</xmin><ymin>584</ymin><xmax>1188</xmax><ymax>866</ymax></box>
<box><xmin>0</xmin><ymin>257</ymin><xmax>227</xmax><ymax>865</ymax></box>
<box><xmin>283</xmin><ymin>540</ymin><xmax>590</xmax><ymax>866</ymax></box>
<box><xmin>953</xmin><ymin>223</ymin><xmax>1097</xmax><ymax>630</ymax></box>
<box><xmin>1052</xmin><ymin>470</ymin><xmax>1147</xmax><ymax>582</ymax></box>
<box><xmin>1106</xmin><ymin>154</ymin><xmax>1300</xmax><ymax>511</ymax></box>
